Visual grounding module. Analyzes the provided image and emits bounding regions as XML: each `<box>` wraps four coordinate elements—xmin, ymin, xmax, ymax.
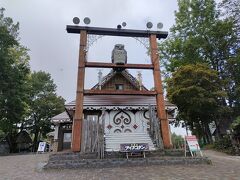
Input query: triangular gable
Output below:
<box><xmin>92</xmin><ymin>70</ymin><xmax>148</xmax><ymax>91</ymax></box>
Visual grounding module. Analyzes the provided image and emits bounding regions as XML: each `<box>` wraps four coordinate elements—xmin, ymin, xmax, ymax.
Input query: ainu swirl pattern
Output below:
<box><xmin>113</xmin><ymin>111</ymin><xmax>131</xmax><ymax>125</ymax></box>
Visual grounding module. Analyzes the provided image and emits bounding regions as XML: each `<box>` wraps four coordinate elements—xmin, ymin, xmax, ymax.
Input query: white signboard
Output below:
<box><xmin>37</xmin><ymin>142</ymin><xmax>46</xmax><ymax>153</ymax></box>
<box><xmin>185</xmin><ymin>136</ymin><xmax>203</xmax><ymax>157</ymax></box>
<box><xmin>209</xmin><ymin>121</ymin><xmax>216</xmax><ymax>135</ymax></box>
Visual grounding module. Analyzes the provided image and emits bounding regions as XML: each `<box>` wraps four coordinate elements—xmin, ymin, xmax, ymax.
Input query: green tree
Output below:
<box><xmin>220</xmin><ymin>0</ymin><xmax>240</xmax><ymax>38</ymax></box>
<box><xmin>159</xmin><ymin>0</ymin><xmax>239</xmax><ymax>138</ymax></box>
<box><xmin>0</xmin><ymin>129</ymin><xmax>5</xmax><ymax>139</ymax></box>
<box><xmin>0</xmin><ymin>8</ymin><xmax>65</xmax><ymax>152</ymax></box>
<box><xmin>171</xmin><ymin>133</ymin><xmax>184</xmax><ymax>149</ymax></box>
<box><xmin>167</xmin><ymin>64</ymin><xmax>225</xmax><ymax>144</ymax></box>
<box><xmin>0</xmin><ymin>8</ymin><xmax>30</xmax><ymax>152</ymax></box>
<box><xmin>231</xmin><ymin>116</ymin><xmax>240</xmax><ymax>137</ymax></box>
<box><xmin>220</xmin><ymin>0</ymin><xmax>240</xmax><ymax>116</ymax></box>
<box><xmin>160</xmin><ymin>0</ymin><xmax>238</xmax><ymax>77</ymax></box>
<box><xmin>26</xmin><ymin>71</ymin><xmax>65</xmax><ymax>151</ymax></box>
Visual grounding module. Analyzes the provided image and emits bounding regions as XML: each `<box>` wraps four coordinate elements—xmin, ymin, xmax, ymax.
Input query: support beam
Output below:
<box><xmin>85</xmin><ymin>62</ymin><xmax>154</xmax><ymax>69</ymax></box>
<box><xmin>84</xmin><ymin>90</ymin><xmax>156</xmax><ymax>96</ymax></box>
<box><xmin>67</xmin><ymin>25</ymin><xmax>168</xmax><ymax>39</ymax></box>
<box><xmin>72</xmin><ymin>30</ymin><xmax>87</xmax><ymax>152</ymax></box>
<box><xmin>149</xmin><ymin>34</ymin><xmax>171</xmax><ymax>148</ymax></box>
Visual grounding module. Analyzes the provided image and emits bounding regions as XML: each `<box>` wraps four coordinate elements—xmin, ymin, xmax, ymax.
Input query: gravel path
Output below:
<box><xmin>0</xmin><ymin>150</ymin><xmax>239</xmax><ymax>180</ymax></box>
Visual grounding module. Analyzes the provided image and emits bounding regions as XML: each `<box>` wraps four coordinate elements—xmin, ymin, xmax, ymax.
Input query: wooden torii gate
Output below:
<box><xmin>66</xmin><ymin>25</ymin><xmax>171</xmax><ymax>152</ymax></box>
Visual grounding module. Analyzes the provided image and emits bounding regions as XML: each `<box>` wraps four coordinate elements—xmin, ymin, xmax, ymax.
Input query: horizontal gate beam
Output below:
<box><xmin>85</xmin><ymin>62</ymin><xmax>154</xmax><ymax>69</ymax></box>
<box><xmin>67</xmin><ymin>25</ymin><xmax>168</xmax><ymax>39</ymax></box>
<box><xmin>84</xmin><ymin>90</ymin><xmax>156</xmax><ymax>96</ymax></box>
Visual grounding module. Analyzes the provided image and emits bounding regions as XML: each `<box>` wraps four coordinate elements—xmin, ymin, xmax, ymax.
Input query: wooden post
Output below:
<box><xmin>149</xmin><ymin>34</ymin><xmax>171</xmax><ymax>148</ymax></box>
<box><xmin>72</xmin><ymin>30</ymin><xmax>87</xmax><ymax>152</ymax></box>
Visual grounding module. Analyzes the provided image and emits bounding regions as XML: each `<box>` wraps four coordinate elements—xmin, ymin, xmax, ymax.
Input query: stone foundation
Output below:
<box><xmin>52</xmin><ymin>140</ymin><xmax>59</xmax><ymax>152</ymax></box>
<box><xmin>44</xmin><ymin>150</ymin><xmax>211</xmax><ymax>169</ymax></box>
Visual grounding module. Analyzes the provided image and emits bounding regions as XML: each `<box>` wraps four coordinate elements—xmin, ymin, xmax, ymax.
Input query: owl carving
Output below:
<box><xmin>111</xmin><ymin>44</ymin><xmax>127</xmax><ymax>64</ymax></box>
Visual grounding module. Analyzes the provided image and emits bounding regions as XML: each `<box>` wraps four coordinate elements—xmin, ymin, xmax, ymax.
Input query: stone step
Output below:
<box><xmin>48</xmin><ymin>152</ymin><xmax>97</xmax><ymax>161</ymax></box>
<box><xmin>48</xmin><ymin>149</ymin><xmax>185</xmax><ymax>162</ymax></box>
<box><xmin>44</xmin><ymin>156</ymin><xmax>211</xmax><ymax>169</ymax></box>
<box><xmin>45</xmin><ymin>150</ymin><xmax>188</xmax><ymax>169</ymax></box>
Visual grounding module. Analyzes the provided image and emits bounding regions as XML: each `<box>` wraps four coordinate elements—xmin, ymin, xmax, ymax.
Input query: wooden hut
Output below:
<box><xmin>51</xmin><ymin>69</ymin><xmax>177</xmax><ymax>152</ymax></box>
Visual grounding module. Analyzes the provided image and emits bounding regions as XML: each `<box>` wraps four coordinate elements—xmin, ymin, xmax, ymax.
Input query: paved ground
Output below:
<box><xmin>0</xmin><ymin>150</ymin><xmax>239</xmax><ymax>180</ymax></box>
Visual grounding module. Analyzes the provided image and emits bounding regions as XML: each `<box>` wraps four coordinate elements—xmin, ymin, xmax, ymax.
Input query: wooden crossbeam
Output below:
<box><xmin>85</xmin><ymin>62</ymin><xmax>154</xmax><ymax>69</ymax></box>
<box><xmin>84</xmin><ymin>90</ymin><xmax>156</xmax><ymax>96</ymax></box>
<box><xmin>66</xmin><ymin>26</ymin><xmax>168</xmax><ymax>39</ymax></box>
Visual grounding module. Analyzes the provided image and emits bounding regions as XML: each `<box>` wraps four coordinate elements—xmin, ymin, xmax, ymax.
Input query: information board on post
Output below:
<box><xmin>120</xmin><ymin>143</ymin><xmax>149</xmax><ymax>152</ymax></box>
<box><xmin>185</xmin><ymin>135</ymin><xmax>203</xmax><ymax>157</ymax></box>
<box><xmin>37</xmin><ymin>142</ymin><xmax>46</xmax><ymax>153</ymax></box>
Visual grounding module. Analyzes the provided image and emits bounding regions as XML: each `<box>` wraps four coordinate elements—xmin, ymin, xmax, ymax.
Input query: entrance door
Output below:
<box><xmin>63</xmin><ymin>132</ymin><xmax>71</xmax><ymax>149</ymax></box>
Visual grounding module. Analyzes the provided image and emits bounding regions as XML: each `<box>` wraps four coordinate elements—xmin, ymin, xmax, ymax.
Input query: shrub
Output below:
<box><xmin>213</xmin><ymin>135</ymin><xmax>235</xmax><ymax>154</ymax></box>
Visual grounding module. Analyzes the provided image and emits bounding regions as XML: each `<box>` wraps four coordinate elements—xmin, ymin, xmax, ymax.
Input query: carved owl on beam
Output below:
<box><xmin>111</xmin><ymin>44</ymin><xmax>127</xmax><ymax>65</ymax></box>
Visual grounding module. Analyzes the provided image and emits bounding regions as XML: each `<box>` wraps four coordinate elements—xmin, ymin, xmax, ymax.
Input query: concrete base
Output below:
<box><xmin>44</xmin><ymin>150</ymin><xmax>211</xmax><ymax>169</ymax></box>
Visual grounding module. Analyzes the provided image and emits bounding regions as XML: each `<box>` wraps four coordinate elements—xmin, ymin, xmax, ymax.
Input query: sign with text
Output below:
<box><xmin>185</xmin><ymin>136</ymin><xmax>200</xmax><ymax>152</ymax></box>
<box><xmin>120</xmin><ymin>143</ymin><xmax>149</xmax><ymax>152</ymax></box>
<box><xmin>37</xmin><ymin>142</ymin><xmax>46</xmax><ymax>152</ymax></box>
<box><xmin>209</xmin><ymin>121</ymin><xmax>216</xmax><ymax>135</ymax></box>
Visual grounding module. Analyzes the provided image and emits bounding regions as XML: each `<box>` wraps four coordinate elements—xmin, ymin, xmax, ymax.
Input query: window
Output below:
<box><xmin>63</xmin><ymin>133</ymin><xmax>72</xmax><ymax>142</ymax></box>
<box><xmin>115</xmin><ymin>84</ymin><xmax>124</xmax><ymax>90</ymax></box>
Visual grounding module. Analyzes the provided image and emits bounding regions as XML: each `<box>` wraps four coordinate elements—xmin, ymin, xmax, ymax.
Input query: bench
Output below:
<box><xmin>120</xmin><ymin>143</ymin><xmax>149</xmax><ymax>159</ymax></box>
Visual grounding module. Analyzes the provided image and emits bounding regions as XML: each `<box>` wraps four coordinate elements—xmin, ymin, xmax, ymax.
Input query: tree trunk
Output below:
<box><xmin>204</xmin><ymin>123</ymin><xmax>213</xmax><ymax>144</ymax></box>
<box><xmin>6</xmin><ymin>133</ymin><xmax>17</xmax><ymax>153</ymax></box>
<box><xmin>214</xmin><ymin>120</ymin><xmax>221</xmax><ymax>140</ymax></box>
<box><xmin>33</xmin><ymin>130</ymin><xmax>39</xmax><ymax>152</ymax></box>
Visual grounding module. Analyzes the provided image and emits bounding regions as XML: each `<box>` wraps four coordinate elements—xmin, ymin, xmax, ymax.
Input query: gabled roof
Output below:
<box><xmin>64</xmin><ymin>95</ymin><xmax>177</xmax><ymax>121</ymax></box>
<box><xmin>53</xmin><ymin>96</ymin><xmax>177</xmax><ymax>124</ymax></box>
<box><xmin>51</xmin><ymin>111</ymin><xmax>71</xmax><ymax>124</ymax></box>
<box><xmin>51</xmin><ymin>69</ymin><xmax>178</xmax><ymax>124</ymax></box>
<box><xmin>65</xmin><ymin>95</ymin><xmax>175</xmax><ymax>108</ymax></box>
<box><xmin>92</xmin><ymin>69</ymin><xmax>148</xmax><ymax>91</ymax></box>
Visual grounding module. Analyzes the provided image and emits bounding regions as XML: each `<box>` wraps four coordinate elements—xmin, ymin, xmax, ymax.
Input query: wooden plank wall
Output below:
<box><xmin>81</xmin><ymin>113</ymin><xmax>105</xmax><ymax>159</ymax></box>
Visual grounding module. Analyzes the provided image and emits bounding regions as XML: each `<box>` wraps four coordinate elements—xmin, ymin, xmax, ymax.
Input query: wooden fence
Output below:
<box><xmin>81</xmin><ymin>111</ymin><xmax>105</xmax><ymax>158</ymax></box>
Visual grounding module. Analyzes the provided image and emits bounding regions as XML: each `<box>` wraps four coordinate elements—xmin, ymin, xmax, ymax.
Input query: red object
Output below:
<box><xmin>185</xmin><ymin>135</ymin><xmax>197</xmax><ymax>141</ymax></box>
<box><xmin>133</xmin><ymin>124</ymin><xmax>138</xmax><ymax>129</ymax></box>
<box><xmin>107</xmin><ymin>124</ymin><xmax>112</xmax><ymax>129</ymax></box>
